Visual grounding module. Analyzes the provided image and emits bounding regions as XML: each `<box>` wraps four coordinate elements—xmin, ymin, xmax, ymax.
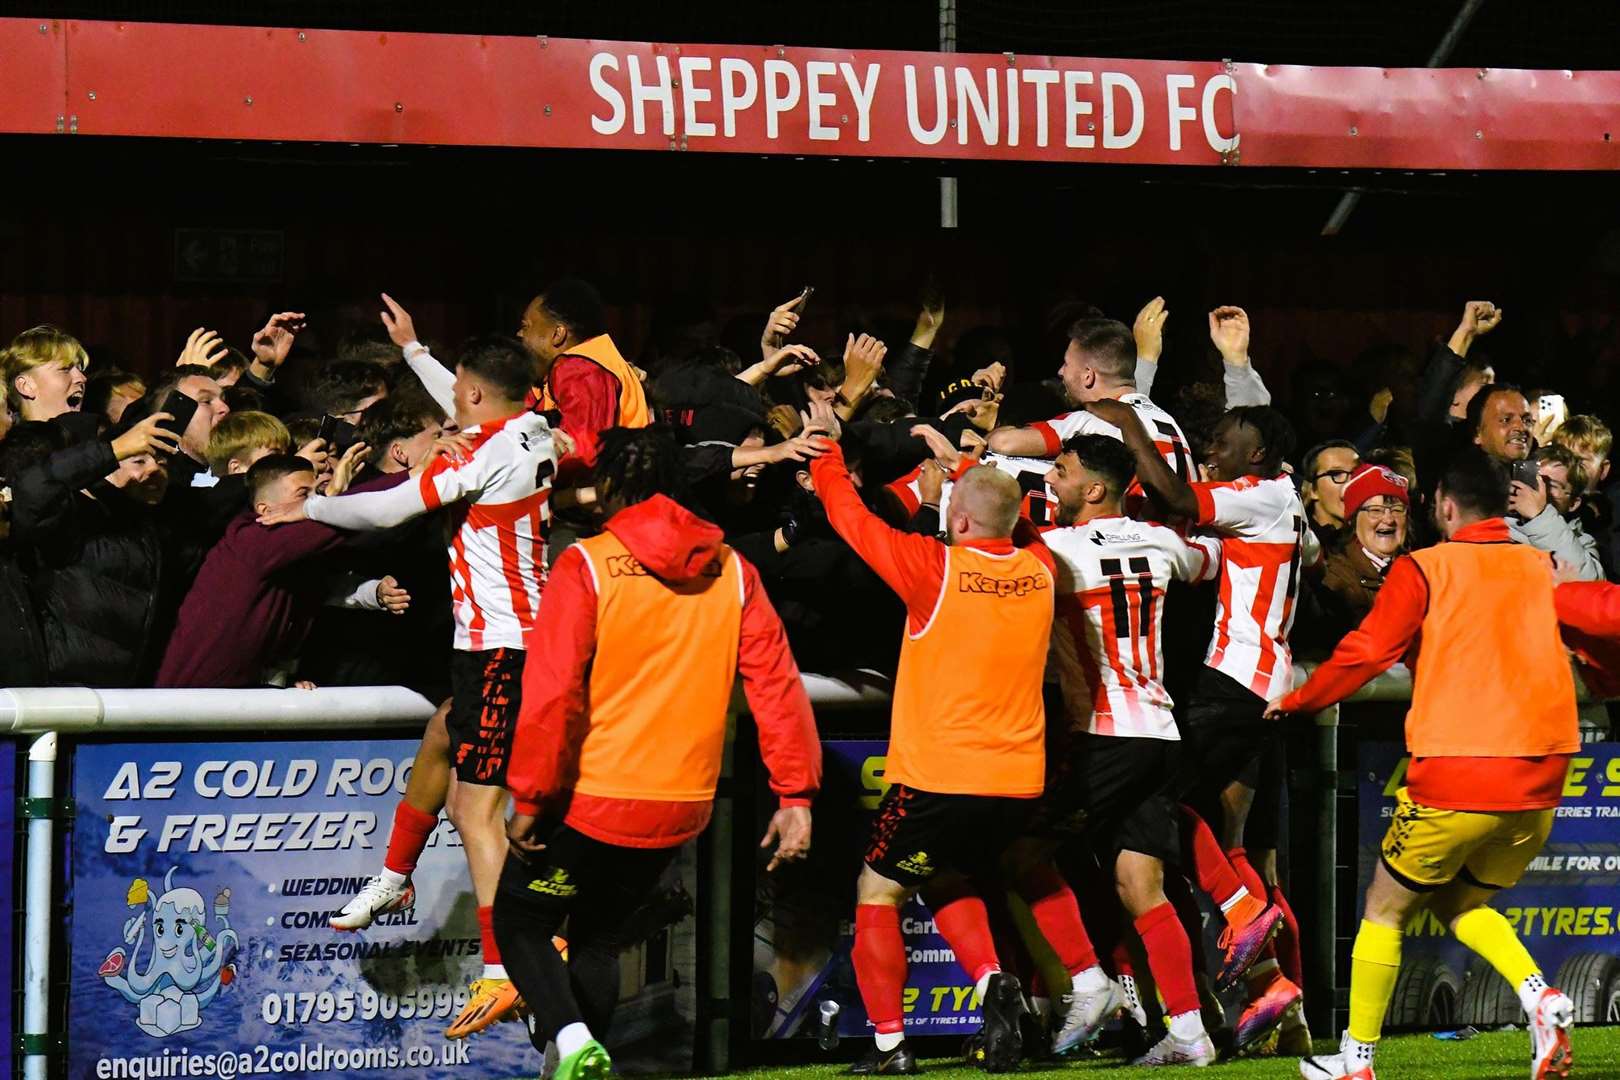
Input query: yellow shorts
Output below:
<box><xmin>1380</xmin><ymin>786</ymin><xmax>1554</xmax><ymax>891</ymax></box>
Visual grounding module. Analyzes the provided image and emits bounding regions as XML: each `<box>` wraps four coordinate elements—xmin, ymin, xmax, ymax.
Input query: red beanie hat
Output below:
<box><xmin>1342</xmin><ymin>463</ymin><xmax>1410</xmax><ymax>519</ymax></box>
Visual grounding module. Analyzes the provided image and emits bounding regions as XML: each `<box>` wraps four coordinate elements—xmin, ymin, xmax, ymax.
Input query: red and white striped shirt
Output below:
<box><xmin>1045</xmin><ymin>516</ymin><xmax>1221</xmax><ymax>739</ymax></box>
<box><xmin>1190</xmin><ymin>475</ymin><xmax>1318</xmax><ymax>701</ymax></box>
<box><xmin>1032</xmin><ymin>394</ymin><xmax>1195</xmax><ymax>483</ymax></box>
<box><xmin>305</xmin><ymin>411</ymin><xmax>557</xmax><ymax>652</ymax></box>
<box><xmin>888</xmin><ymin>451</ymin><xmax>1064</xmax><ymax>529</ymax></box>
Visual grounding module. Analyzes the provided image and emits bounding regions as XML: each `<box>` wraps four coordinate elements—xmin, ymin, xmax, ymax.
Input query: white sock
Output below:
<box><xmin>1519</xmin><ymin>972</ymin><xmax>1550</xmax><ymax>1015</ymax></box>
<box><xmin>1345</xmin><ymin>1032</ymin><xmax>1376</xmax><ymax>1066</ymax></box>
<box><xmin>379</xmin><ymin>867</ymin><xmax>408</xmax><ymax>887</ymax></box>
<box><xmin>974</xmin><ymin>969</ymin><xmax>999</xmax><ymax>1002</ymax></box>
<box><xmin>1218</xmin><ymin>885</ymin><xmax>1250</xmax><ymax>914</ymax></box>
<box><xmin>556</xmin><ymin>1022</ymin><xmax>593</xmax><ymax>1057</ymax></box>
<box><xmin>874</xmin><ymin>1030</ymin><xmax>904</xmax><ymax>1052</ymax></box>
<box><xmin>481</xmin><ymin>963</ymin><xmax>508</xmax><ymax>981</ymax></box>
<box><xmin>1167</xmin><ymin>1010</ymin><xmax>1205</xmax><ymax>1043</ymax></box>
<box><xmin>1070</xmin><ymin>965</ymin><xmax>1109</xmax><ymax>994</ymax></box>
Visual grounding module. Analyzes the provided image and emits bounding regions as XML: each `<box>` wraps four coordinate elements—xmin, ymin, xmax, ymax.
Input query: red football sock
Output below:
<box><xmin>1179</xmin><ymin>806</ymin><xmax>1252</xmax><ymax>915</ymax></box>
<box><xmin>476</xmin><ymin>905</ymin><xmax>502</xmax><ymax>966</ymax></box>
<box><xmin>384</xmin><ymin>801</ymin><xmax>439</xmax><ymax>876</ymax></box>
<box><xmin>1020</xmin><ymin>864</ymin><xmax>1101</xmax><ymax>976</ymax></box>
<box><xmin>1111</xmin><ymin>939</ymin><xmax>1136</xmax><ymax>979</ymax></box>
<box><xmin>1268</xmin><ymin>884</ymin><xmax>1304</xmax><ymax>986</ymax></box>
<box><xmin>854</xmin><ymin>905</ymin><xmax>908</xmax><ymax>1035</ymax></box>
<box><xmin>1134</xmin><ymin>902</ymin><xmax>1200</xmax><ymax>1018</ymax></box>
<box><xmin>932</xmin><ymin>894</ymin><xmax>1001</xmax><ymax>985</ymax></box>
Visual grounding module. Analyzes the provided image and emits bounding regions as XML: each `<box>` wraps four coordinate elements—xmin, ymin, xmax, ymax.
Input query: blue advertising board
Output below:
<box><xmin>67</xmin><ymin>739</ymin><xmax>534</xmax><ymax>1079</ymax></box>
<box><xmin>1357</xmin><ymin>741</ymin><xmax>1620</xmax><ymax>1027</ymax></box>
<box><xmin>753</xmin><ymin>739</ymin><xmax>986</xmax><ymax>1041</ymax></box>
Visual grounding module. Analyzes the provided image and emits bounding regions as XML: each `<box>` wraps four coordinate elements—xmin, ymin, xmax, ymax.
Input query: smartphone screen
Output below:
<box><xmin>319</xmin><ymin>415</ymin><xmax>360</xmax><ymax>455</ymax></box>
<box><xmin>156</xmin><ymin>390</ymin><xmax>200</xmax><ymax>447</ymax></box>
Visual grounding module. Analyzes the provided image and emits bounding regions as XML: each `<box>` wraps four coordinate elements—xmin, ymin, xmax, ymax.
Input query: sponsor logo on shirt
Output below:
<box><xmin>606</xmin><ymin>555</ymin><xmax>724</xmax><ymax>578</ymax></box>
<box><xmin>1090</xmin><ymin>529</ymin><xmax>1146</xmax><ymax>546</ymax></box>
<box><xmin>957</xmin><ymin>571</ymin><xmax>1051</xmax><ymax>598</ymax></box>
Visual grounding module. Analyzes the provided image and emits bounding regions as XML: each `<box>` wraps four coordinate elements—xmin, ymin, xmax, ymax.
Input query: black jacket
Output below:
<box><xmin>10</xmin><ymin>440</ymin><xmax>166</xmax><ymax>686</ymax></box>
<box><xmin>294</xmin><ymin>470</ymin><xmax>454</xmax><ymax>700</ymax></box>
<box><xmin>0</xmin><ymin>545</ymin><xmax>46</xmax><ymax>687</ymax></box>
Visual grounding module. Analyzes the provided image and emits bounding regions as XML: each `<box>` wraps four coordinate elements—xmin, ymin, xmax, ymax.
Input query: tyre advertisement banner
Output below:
<box><xmin>753</xmin><ymin>739</ymin><xmax>984</xmax><ymax>1042</ymax></box>
<box><xmin>67</xmin><ymin>739</ymin><xmax>697</xmax><ymax>1079</ymax></box>
<box><xmin>1358</xmin><ymin>741</ymin><xmax>1620</xmax><ymax>1029</ymax></box>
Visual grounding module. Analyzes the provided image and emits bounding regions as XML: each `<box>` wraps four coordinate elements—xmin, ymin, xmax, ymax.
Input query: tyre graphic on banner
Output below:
<box><xmin>1358</xmin><ymin>741</ymin><xmax>1620</xmax><ymax>1030</ymax></box>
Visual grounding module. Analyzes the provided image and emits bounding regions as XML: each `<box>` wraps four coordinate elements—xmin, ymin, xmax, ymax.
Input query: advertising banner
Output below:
<box><xmin>67</xmin><ymin>739</ymin><xmax>697</xmax><ymax>1079</ymax></box>
<box><xmin>753</xmin><ymin>739</ymin><xmax>985</xmax><ymax>1043</ymax></box>
<box><xmin>7</xmin><ymin>18</ymin><xmax>1619</xmax><ymax>170</ymax></box>
<box><xmin>1358</xmin><ymin>742</ymin><xmax>1620</xmax><ymax>1028</ymax></box>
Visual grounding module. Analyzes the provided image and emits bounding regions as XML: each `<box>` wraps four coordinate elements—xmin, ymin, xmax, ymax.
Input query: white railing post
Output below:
<box><xmin>22</xmin><ymin>731</ymin><xmax>58</xmax><ymax>1080</ymax></box>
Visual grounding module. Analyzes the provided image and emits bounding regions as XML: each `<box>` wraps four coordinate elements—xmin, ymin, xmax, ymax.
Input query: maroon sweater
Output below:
<box><xmin>155</xmin><ymin>511</ymin><xmax>346</xmax><ymax>688</ymax></box>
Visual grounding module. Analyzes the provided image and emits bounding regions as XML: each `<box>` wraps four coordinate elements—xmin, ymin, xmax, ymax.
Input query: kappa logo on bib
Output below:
<box><xmin>957</xmin><ymin>571</ymin><xmax>1050</xmax><ymax>598</ymax></box>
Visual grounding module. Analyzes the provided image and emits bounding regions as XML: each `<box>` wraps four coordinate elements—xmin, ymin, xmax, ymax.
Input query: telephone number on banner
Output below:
<box><xmin>260</xmin><ymin>987</ymin><xmax>471</xmax><ymax>1025</ymax></box>
<box><xmin>95</xmin><ymin>1040</ymin><xmax>472</xmax><ymax>1079</ymax></box>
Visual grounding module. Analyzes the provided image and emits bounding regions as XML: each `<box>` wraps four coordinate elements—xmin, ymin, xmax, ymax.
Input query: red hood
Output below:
<box><xmin>604</xmin><ymin>494</ymin><xmax>726</xmax><ymax>582</ymax></box>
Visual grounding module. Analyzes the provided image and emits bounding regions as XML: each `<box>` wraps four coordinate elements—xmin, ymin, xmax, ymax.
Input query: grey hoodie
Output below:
<box><xmin>1508</xmin><ymin>505</ymin><xmax>1604</xmax><ymax>581</ymax></box>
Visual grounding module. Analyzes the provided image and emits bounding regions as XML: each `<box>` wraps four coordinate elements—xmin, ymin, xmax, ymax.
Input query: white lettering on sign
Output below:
<box><xmin>1166</xmin><ymin>73</ymin><xmax>1199</xmax><ymax>151</ymax></box>
<box><xmin>904</xmin><ymin>65</ymin><xmax>948</xmax><ymax>145</ymax></box>
<box><xmin>805</xmin><ymin>60</ymin><xmax>839</xmax><ymax>140</ymax></box>
<box><xmin>628</xmin><ymin>54</ymin><xmax>675</xmax><ymax>136</ymax></box>
<box><xmin>589</xmin><ymin>53</ymin><xmax>626</xmax><ymax>135</ymax></box>
<box><xmin>678</xmin><ymin>55</ymin><xmax>716</xmax><ymax>137</ymax></box>
<box><xmin>1202</xmin><ymin>72</ymin><xmax>1239</xmax><ymax>152</ymax></box>
<box><xmin>1101</xmin><ymin>72</ymin><xmax>1144</xmax><ymax>149</ymax></box>
<box><xmin>956</xmin><ymin>67</ymin><xmax>998</xmax><ymax>146</ymax></box>
<box><xmin>841</xmin><ymin>62</ymin><xmax>880</xmax><ymax>141</ymax></box>
<box><xmin>1022</xmin><ymin>69</ymin><xmax>1060</xmax><ymax>147</ymax></box>
<box><xmin>581</xmin><ymin>49</ymin><xmax>1232</xmax><ymax>159</ymax></box>
<box><xmin>1064</xmin><ymin>70</ymin><xmax>1095</xmax><ymax>148</ymax></box>
<box><xmin>719</xmin><ymin>57</ymin><xmax>758</xmax><ymax>137</ymax></box>
<box><xmin>764</xmin><ymin>59</ymin><xmax>801</xmax><ymax>138</ymax></box>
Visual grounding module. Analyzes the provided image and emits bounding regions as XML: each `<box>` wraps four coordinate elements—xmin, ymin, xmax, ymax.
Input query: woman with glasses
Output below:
<box><xmin>1312</xmin><ymin>465</ymin><xmax>1412</xmax><ymax>641</ymax></box>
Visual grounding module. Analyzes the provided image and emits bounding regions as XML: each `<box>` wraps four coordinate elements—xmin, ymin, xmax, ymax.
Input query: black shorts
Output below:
<box><xmin>1027</xmin><ymin>732</ymin><xmax>1182</xmax><ymax>864</ymax></box>
<box><xmin>494</xmin><ymin>824</ymin><xmax>678</xmax><ymax>946</ymax></box>
<box><xmin>1173</xmin><ymin>667</ymin><xmax>1284</xmax><ymax>851</ymax></box>
<box><xmin>865</xmin><ymin>786</ymin><xmax>1032</xmax><ymax>887</ymax></box>
<box><xmin>448</xmin><ymin>647</ymin><xmax>525</xmax><ymax>786</ymax></box>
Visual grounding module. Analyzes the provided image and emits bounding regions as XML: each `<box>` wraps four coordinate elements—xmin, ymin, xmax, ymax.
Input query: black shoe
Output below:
<box><xmin>849</xmin><ymin>1041</ymin><xmax>919</xmax><ymax>1075</ymax></box>
<box><xmin>976</xmin><ymin>973</ymin><xmax>1027</xmax><ymax>1073</ymax></box>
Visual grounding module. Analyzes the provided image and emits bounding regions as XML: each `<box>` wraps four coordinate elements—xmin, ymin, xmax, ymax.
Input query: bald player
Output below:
<box><xmin>805</xmin><ymin>403</ymin><xmax>1055</xmax><ymax>1075</ymax></box>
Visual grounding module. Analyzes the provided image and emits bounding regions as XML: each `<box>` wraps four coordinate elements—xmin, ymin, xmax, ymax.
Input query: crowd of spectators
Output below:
<box><xmin>0</xmin><ymin>286</ymin><xmax>1616</xmax><ymax>703</ymax></box>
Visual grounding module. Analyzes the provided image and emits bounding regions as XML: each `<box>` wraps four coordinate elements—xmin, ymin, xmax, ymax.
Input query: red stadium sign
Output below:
<box><xmin>1</xmin><ymin>17</ymin><xmax>1617</xmax><ymax>170</ymax></box>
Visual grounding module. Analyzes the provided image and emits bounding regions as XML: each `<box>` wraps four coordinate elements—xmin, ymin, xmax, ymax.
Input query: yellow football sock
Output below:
<box><xmin>1347</xmin><ymin>919</ymin><xmax>1404</xmax><ymax>1044</ymax></box>
<box><xmin>1453</xmin><ymin>906</ymin><xmax>1539</xmax><ymax>988</ymax></box>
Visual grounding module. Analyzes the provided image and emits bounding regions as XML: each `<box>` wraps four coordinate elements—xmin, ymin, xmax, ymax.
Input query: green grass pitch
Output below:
<box><xmin>726</xmin><ymin>1025</ymin><xmax>1620</xmax><ymax>1079</ymax></box>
